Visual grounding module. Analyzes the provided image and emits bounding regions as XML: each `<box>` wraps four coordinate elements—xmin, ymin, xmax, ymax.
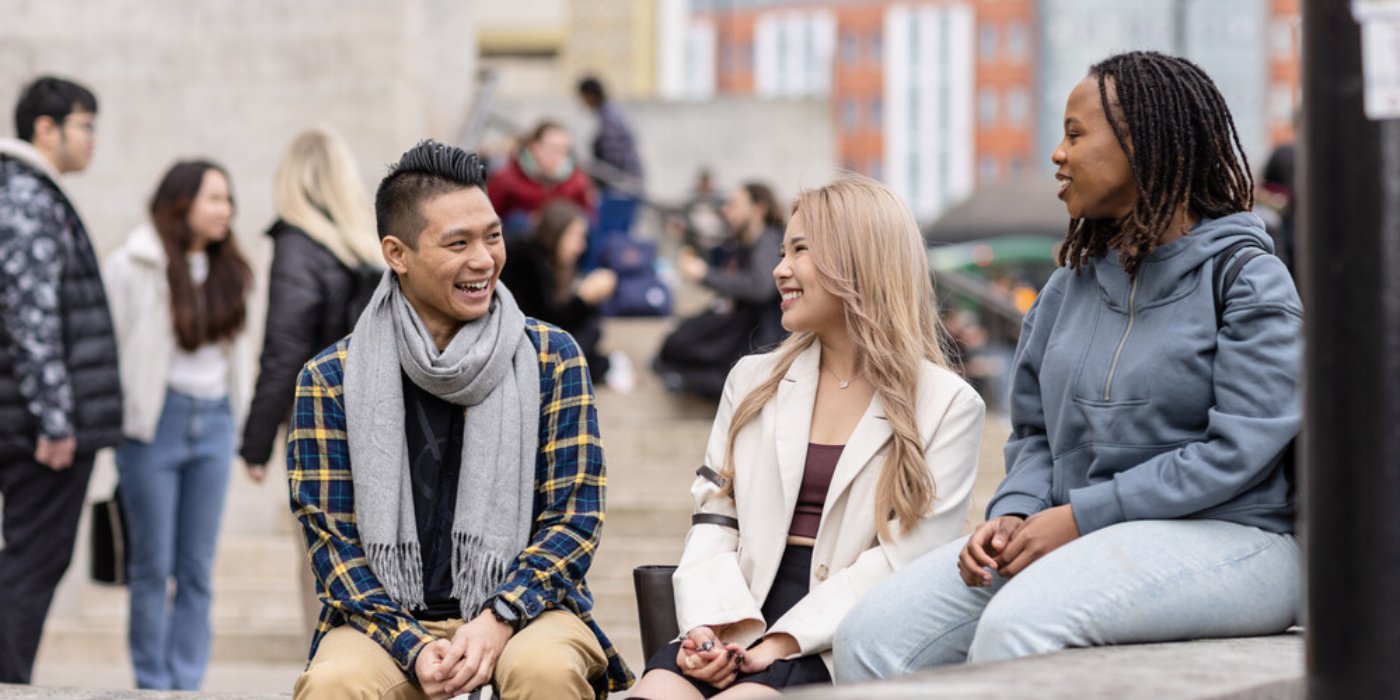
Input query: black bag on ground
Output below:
<box><xmin>90</xmin><ymin>488</ymin><xmax>128</xmax><ymax>585</ymax></box>
<box><xmin>633</xmin><ymin>565</ymin><xmax>680</xmax><ymax>662</ymax></box>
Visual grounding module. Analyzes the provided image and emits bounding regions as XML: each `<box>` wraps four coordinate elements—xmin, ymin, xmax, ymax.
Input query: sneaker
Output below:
<box><xmin>604</xmin><ymin>351</ymin><xmax>636</xmax><ymax>393</ymax></box>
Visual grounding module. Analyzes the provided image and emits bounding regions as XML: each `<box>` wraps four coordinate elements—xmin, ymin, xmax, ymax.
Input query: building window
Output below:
<box><xmin>1271</xmin><ymin>19</ymin><xmax>1296</xmax><ymax>59</ymax></box>
<box><xmin>978</xmin><ymin>154</ymin><xmax>1000</xmax><ymax>183</ymax></box>
<box><xmin>978</xmin><ymin>87</ymin><xmax>999</xmax><ymax>126</ymax></box>
<box><xmin>978</xmin><ymin>23</ymin><xmax>999</xmax><ymax>61</ymax></box>
<box><xmin>868</xmin><ymin>97</ymin><xmax>883</xmax><ymax>130</ymax></box>
<box><xmin>842</xmin><ymin>31</ymin><xmax>861</xmax><ymax>63</ymax></box>
<box><xmin>869</xmin><ymin>29</ymin><xmax>883</xmax><ymax>64</ymax></box>
<box><xmin>722</xmin><ymin>42</ymin><xmax>749</xmax><ymax>73</ymax></box>
<box><xmin>842</xmin><ymin>98</ymin><xmax>860</xmax><ymax>130</ymax></box>
<box><xmin>867</xmin><ymin>158</ymin><xmax>883</xmax><ymax>181</ymax></box>
<box><xmin>1270</xmin><ymin>83</ymin><xmax>1296</xmax><ymax>125</ymax></box>
<box><xmin>1007</xmin><ymin>22</ymin><xmax>1029</xmax><ymax>61</ymax></box>
<box><xmin>1006</xmin><ymin>86</ymin><xmax>1029</xmax><ymax>126</ymax></box>
<box><xmin>1009</xmin><ymin>156</ymin><xmax>1026</xmax><ymax>176</ymax></box>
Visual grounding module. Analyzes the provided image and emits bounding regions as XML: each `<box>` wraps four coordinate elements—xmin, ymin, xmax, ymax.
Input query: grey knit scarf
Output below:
<box><xmin>343</xmin><ymin>272</ymin><xmax>538</xmax><ymax>617</ymax></box>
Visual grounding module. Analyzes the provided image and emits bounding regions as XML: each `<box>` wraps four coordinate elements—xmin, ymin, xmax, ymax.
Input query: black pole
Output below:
<box><xmin>1300</xmin><ymin>3</ymin><xmax>1400</xmax><ymax>698</ymax></box>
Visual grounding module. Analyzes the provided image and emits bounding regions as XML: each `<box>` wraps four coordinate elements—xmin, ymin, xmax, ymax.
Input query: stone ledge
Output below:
<box><xmin>0</xmin><ymin>688</ymin><xmax>287</xmax><ymax>700</ymax></box>
<box><xmin>787</xmin><ymin>633</ymin><xmax>1303</xmax><ymax>700</ymax></box>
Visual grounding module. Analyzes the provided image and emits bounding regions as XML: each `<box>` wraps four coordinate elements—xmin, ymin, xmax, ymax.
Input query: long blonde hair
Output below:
<box><xmin>721</xmin><ymin>176</ymin><xmax>952</xmax><ymax>539</ymax></box>
<box><xmin>273</xmin><ymin>126</ymin><xmax>382</xmax><ymax>268</ymax></box>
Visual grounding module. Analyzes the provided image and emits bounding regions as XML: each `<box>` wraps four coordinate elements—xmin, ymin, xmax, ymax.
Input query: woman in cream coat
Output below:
<box><xmin>102</xmin><ymin>160</ymin><xmax>252</xmax><ymax>690</ymax></box>
<box><xmin>630</xmin><ymin>177</ymin><xmax>985</xmax><ymax>698</ymax></box>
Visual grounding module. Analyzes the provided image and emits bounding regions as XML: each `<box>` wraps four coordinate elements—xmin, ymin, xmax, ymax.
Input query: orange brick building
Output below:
<box><xmin>683</xmin><ymin>0</ymin><xmax>1301</xmax><ymax>218</ymax></box>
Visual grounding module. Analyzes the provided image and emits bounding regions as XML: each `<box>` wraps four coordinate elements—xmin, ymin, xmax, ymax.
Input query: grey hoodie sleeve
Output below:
<box><xmin>702</xmin><ymin>230</ymin><xmax>781</xmax><ymax>304</ymax></box>
<box><xmin>1068</xmin><ymin>255</ymin><xmax>1303</xmax><ymax>534</ymax></box>
<box><xmin>0</xmin><ymin>175</ymin><xmax>74</xmax><ymax>439</ymax></box>
<box><xmin>986</xmin><ymin>289</ymin><xmax>1057</xmax><ymax>520</ymax></box>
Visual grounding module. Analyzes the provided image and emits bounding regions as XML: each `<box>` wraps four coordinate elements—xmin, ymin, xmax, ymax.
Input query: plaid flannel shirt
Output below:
<box><xmin>287</xmin><ymin>319</ymin><xmax>633</xmax><ymax>695</ymax></box>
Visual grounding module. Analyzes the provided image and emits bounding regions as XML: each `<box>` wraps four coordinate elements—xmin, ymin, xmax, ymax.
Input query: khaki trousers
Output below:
<box><xmin>293</xmin><ymin>610</ymin><xmax>607</xmax><ymax>700</ymax></box>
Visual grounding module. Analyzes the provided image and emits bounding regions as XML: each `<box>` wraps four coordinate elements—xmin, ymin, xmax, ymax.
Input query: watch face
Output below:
<box><xmin>492</xmin><ymin>598</ymin><xmax>520</xmax><ymax>627</ymax></box>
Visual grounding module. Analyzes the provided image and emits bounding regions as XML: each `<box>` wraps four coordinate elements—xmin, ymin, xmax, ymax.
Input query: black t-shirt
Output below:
<box><xmin>402</xmin><ymin>373</ymin><xmax>464</xmax><ymax>621</ymax></box>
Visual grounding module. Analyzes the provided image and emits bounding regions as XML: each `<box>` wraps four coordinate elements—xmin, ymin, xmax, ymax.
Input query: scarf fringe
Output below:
<box><xmin>366</xmin><ymin>542</ymin><xmax>426</xmax><ymax>610</ymax></box>
<box><xmin>452</xmin><ymin>532</ymin><xmax>516</xmax><ymax>615</ymax></box>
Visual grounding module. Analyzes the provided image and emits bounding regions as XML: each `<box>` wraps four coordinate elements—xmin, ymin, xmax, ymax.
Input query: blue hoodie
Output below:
<box><xmin>987</xmin><ymin>212</ymin><xmax>1302</xmax><ymax>535</ymax></box>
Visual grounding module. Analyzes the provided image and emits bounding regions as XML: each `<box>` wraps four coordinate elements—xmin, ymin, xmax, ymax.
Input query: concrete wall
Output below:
<box><xmin>0</xmin><ymin>0</ymin><xmax>477</xmax><ymax>258</ymax></box>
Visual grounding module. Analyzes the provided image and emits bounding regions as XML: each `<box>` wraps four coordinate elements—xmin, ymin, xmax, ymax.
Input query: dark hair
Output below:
<box><xmin>577</xmin><ymin>76</ymin><xmax>606</xmax><ymax>103</ymax></box>
<box><xmin>528</xmin><ymin>120</ymin><xmax>567</xmax><ymax>145</ymax></box>
<box><xmin>374</xmin><ymin>139</ymin><xmax>488</xmax><ymax>246</ymax></box>
<box><xmin>743</xmin><ymin>181</ymin><xmax>786</xmax><ymax>231</ymax></box>
<box><xmin>1263</xmin><ymin>143</ymin><xmax>1295</xmax><ymax>191</ymax></box>
<box><xmin>14</xmin><ymin>76</ymin><xmax>98</xmax><ymax>142</ymax></box>
<box><xmin>530</xmin><ymin>198</ymin><xmax>588</xmax><ymax>301</ymax></box>
<box><xmin>1058</xmin><ymin>51</ymin><xmax>1253</xmax><ymax>276</ymax></box>
<box><xmin>149</xmin><ymin>160</ymin><xmax>252</xmax><ymax>351</ymax></box>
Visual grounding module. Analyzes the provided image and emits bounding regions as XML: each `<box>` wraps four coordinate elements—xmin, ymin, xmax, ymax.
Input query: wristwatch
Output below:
<box><xmin>485</xmin><ymin>596</ymin><xmax>525</xmax><ymax>632</ymax></box>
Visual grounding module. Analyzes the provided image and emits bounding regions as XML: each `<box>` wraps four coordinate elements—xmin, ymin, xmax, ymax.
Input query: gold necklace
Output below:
<box><xmin>822</xmin><ymin>364</ymin><xmax>855</xmax><ymax>390</ymax></box>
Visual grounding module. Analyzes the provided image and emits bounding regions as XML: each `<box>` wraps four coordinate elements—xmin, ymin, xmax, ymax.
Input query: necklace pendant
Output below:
<box><xmin>838</xmin><ymin>380</ymin><xmax>850</xmax><ymax>389</ymax></box>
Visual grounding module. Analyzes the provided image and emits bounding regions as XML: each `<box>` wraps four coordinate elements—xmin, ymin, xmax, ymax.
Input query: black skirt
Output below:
<box><xmin>643</xmin><ymin>545</ymin><xmax>832</xmax><ymax>696</ymax></box>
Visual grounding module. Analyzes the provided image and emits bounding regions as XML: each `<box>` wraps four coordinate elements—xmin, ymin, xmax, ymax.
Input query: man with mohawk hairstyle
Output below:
<box><xmin>288</xmin><ymin>139</ymin><xmax>632</xmax><ymax>699</ymax></box>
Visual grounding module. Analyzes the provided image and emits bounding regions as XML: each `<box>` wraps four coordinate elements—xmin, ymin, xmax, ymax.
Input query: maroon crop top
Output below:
<box><xmin>789</xmin><ymin>443</ymin><xmax>843</xmax><ymax>539</ymax></box>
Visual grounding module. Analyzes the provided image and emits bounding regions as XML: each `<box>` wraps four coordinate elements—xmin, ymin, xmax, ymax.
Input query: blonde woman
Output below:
<box><xmin>240</xmin><ymin>126</ymin><xmax>383</xmax><ymax>475</ymax></box>
<box><xmin>630</xmin><ymin>177</ymin><xmax>986</xmax><ymax>698</ymax></box>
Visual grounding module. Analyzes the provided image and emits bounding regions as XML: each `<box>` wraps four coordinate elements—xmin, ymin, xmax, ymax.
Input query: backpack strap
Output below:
<box><xmin>1213</xmin><ymin>241</ymin><xmax>1268</xmax><ymax>328</ymax></box>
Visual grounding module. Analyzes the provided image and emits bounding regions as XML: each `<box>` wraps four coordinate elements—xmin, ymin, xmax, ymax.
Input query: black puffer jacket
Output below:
<box><xmin>239</xmin><ymin>221</ymin><xmax>379</xmax><ymax>465</ymax></box>
<box><xmin>0</xmin><ymin>153</ymin><xmax>122</xmax><ymax>461</ymax></box>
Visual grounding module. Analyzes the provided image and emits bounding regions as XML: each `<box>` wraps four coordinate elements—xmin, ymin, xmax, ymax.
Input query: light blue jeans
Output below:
<box><xmin>116</xmin><ymin>391</ymin><xmax>233</xmax><ymax>690</ymax></box>
<box><xmin>834</xmin><ymin>519</ymin><xmax>1299</xmax><ymax>682</ymax></box>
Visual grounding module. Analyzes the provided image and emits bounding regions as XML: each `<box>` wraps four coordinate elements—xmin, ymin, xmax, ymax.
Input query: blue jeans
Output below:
<box><xmin>116</xmin><ymin>391</ymin><xmax>233</xmax><ymax>690</ymax></box>
<box><xmin>834</xmin><ymin>519</ymin><xmax>1300</xmax><ymax>681</ymax></box>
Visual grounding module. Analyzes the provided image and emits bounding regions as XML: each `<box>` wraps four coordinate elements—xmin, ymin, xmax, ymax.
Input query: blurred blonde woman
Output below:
<box><xmin>630</xmin><ymin>177</ymin><xmax>985</xmax><ymax>699</ymax></box>
<box><xmin>239</xmin><ymin>127</ymin><xmax>382</xmax><ymax>642</ymax></box>
<box><xmin>240</xmin><ymin>126</ymin><xmax>382</xmax><ymax>474</ymax></box>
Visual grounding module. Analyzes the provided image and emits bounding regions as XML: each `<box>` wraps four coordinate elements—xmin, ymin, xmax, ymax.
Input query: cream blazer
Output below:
<box><xmin>671</xmin><ymin>342</ymin><xmax>985</xmax><ymax>673</ymax></box>
<box><xmin>101</xmin><ymin>223</ymin><xmax>251</xmax><ymax>443</ymax></box>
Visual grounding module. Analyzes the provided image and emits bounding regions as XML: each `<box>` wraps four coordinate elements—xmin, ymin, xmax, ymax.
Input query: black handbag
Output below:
<box><xmin>90</xmin><ymin>487</ymin><xmax>128</xmax><ymax>585</ymax></box>
<box><xmin>632</xmin><ymin>565</ymin><xmax>680</xmax><ymax>662</ymax></box>
<box><xmin>633</xmin><ymin>503</ymin><xmax>740</xmax><ymax>661</ymax></box>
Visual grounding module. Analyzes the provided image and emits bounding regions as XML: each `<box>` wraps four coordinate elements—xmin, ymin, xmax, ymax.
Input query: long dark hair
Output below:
<box><xmin>149</xmin><ymin>160</ymin><xmax>252</xmax><ymax>351</ymax></box>
<box><xmin>743</xmin><ymin>181</ymin><xmax>786</xmax><ymax>232</ymax></box>
<box><xmin>530</xmin><ymin>198</ymin><xmax>587</xmax><ymax>302</ymax></box>
<box><xmin>1057</xmin><ymin>51</ymin><xmax>1254</xmax><ymax>276</ymax></box>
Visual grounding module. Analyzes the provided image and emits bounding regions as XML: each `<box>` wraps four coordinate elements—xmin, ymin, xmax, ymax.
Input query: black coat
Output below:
<box><xmin>239</xmin><ymin>221</ymin><xmax>379</xmax><ymax>465</ymax></box>
<box><xmin>0</xmin><ymin>156</ymin><xmax>122</xmax><ymax>461</ymax></box>
<box><xmin>499</xmin><ymin>239</ymin><xmax>609</xmax><ymax>380</ymax></box>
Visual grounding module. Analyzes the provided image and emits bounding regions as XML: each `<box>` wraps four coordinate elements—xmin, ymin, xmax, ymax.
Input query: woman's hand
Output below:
<box><xmin>678</xmin><ymin>246</ymin><xmax>708</xmax><ymax>283</ymax></box>
<box><xmin>737</xmin><ymin>633</ymin><xmax>800</xmax><ymax>675</ymax></box>
<box><xmin>677</xmin><ymin>627</ymin><xmax>742</xmax><ymax>688</ymax></box>
<box><xmin>958</xmin><ymin>515</ymin><xmax>1025</xmax><ymax>586</ymax></box>
<box><xmin>578</xmin><ymin>269</ymin><xmax>617</xmax><ymax>305</ymax></box>
<box><xmin>994</xmin><ymin>505</ymin><xmax>1079</xmax><ymax>577</ymax></box>
<box><xmin>245</xmin><ymin>463</ymin><xmax>267</xmax><ymax>483</ymax></box>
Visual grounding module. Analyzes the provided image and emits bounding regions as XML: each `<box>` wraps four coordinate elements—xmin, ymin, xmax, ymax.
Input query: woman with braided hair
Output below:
<box><xmin>833</xmin><ymin>51</ymin><xmax>1302</xmax><ymax>678</ymax></box>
